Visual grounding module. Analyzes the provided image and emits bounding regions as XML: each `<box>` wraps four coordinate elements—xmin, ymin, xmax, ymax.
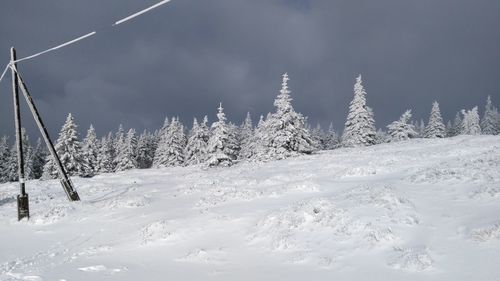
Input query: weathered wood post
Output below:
<box><xmin>11</xmin><ymin>63</ymin><xmax>80</xmax><ymax>202</ymax></box>
<box><xmin>11</xmin><ymin>47</ymin><xmax>29</xmax><ymax>220</ymax></box>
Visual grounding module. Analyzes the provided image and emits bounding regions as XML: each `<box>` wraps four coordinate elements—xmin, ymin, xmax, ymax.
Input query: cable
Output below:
<box><xmin>114</xmin><ymin>0</ymin><xmax>171</xmax><ymax>26</ymax></box>
<box><xmin>0</xmin><ymin>63</ymin><xmax>9</xmax><ymax>84</ymax></box>
<box><xmin>13</xmin><ymin>32</ymin><xmax>97</xmax><ymax>64</ymax></box>
<box><xmin>10</xmin><ymin>0</ymin><xmax>172</xmax><ymax>64</ymax></box>
<box><xmin>0</xmin><ymin>0</ymin><xmax>172</xmax><ymax>86</ymax></box>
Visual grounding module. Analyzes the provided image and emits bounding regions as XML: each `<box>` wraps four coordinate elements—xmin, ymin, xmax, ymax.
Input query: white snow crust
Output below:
<box><xmin>1</xmin><ymin>135</ymin><xmax>499</xmax><ymax>280</ymax></box>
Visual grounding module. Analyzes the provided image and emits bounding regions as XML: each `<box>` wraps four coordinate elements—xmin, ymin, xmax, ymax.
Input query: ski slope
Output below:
<box><xmin>1</xmin><ymin>135</ymin><xmax>499</xmax><ymax>281</ymax></box>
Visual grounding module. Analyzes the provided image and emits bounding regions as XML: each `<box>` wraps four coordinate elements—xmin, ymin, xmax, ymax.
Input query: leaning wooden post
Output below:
<box><xmin>11</xmin><ymin>47</ymin><xmax>30</xmax><ymax>220</ymax></box>
<box><xmin>10</xmin><ymin>62</ymin><xmax>80</xmax><ymax>202</ymax></box>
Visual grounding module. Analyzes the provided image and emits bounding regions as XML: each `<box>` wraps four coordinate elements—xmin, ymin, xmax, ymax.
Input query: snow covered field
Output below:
<box><xmin>1</xmin><ymin>135</ymin><xmax>499</xmax><ymax>281</ymax></box>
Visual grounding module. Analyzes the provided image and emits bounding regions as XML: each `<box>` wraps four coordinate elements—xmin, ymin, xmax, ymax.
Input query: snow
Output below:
<box><xmin>1</xmin><ymin>135</ymin><xmax>500</xmax><ymax>280</ymax></box>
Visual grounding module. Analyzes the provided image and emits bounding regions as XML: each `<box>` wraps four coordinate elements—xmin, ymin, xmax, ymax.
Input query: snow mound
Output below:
<box><xmin>2</xmin><ymin>273</ymin><xmax>43</xmax><ymax>281</ymax></box>
<box><xmin>1</xmin><ymin>136</ymin><xmax>500</xmax><ymax>280</ymax></box>
<box><xmin>251</xmin><ymin>197</ymin><xmax>395</xmax><ymax>254</ymax></box>
<box><xmin>70</xmin><ymin>245</ymin><xmax>113</xmax><ymax>261</ymax></box>
<box><xmin>31</xmin><ymin>204</ymin><xmax>76</xmax><ymax>225</ymax></box>
<box><xmin>0</xmin><ymin>195</ymin><xmax>15</xmax><ymax>207</ymax></box>
<box><xmin>78</xmin><ymin>265</ymin><xmax>127</xmax><ymax>273</ymax></box>
<box><xmin>339</xmin><ymin>165</ymin><xmax>378</xmax><ymax>178</ymax></box>
<box><xmin>107</xmin><ymin>195</ymin><xmax>150</xmax><ymax>209</ymax></box>
<box><xmin>470</xmin><ymin>223</ymin><xmax>500</xmax><ymax>242</ymax></box>
<box><xmin>388</xmin><ymin>246</ymin><xmax>434</xmax><ymax>272</ymax></box>
<box><xmin>176</xmin><ymin>248</ymin><xmax>226</xmax><ymax>264</ymax></box>
<box><xmin>197</xmin><ymin>179</ymin><xmax>319</xmax><ymax>208</ymax></box>
<box><xmin>140</xmin><ymin>220</ymin><xmax>174</xmax><ymax>245</ymax></box>
<box><xmin>469</xmin><ymin>184</ymin><xmax>500</xmax><ymax>199</ymax></box>
<box><xmin>252</xmin><ymin>198</ymin><xmax>353</xmax><ymax>251</ymax></box>
<box><xmin>340</xmin><ymin>185</ymin><xmax>420</xmax><ymax>226</ymax></box>
<box><xmin>406</xmin><ymin>151</ymin><xmax>500</xmax><ymax>184</ymax></box>
<box><xmin>78</xmin><ymin>265</ymin><xmax>107</xmax><ymax>272</ymax></box>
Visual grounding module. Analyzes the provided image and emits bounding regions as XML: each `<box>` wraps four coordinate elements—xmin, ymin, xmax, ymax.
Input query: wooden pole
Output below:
<box><xmin>11</xmin><ymin>47</ymin><xmax>29</xmax><ymax>220</ymax></box>
<box><xmin>10</xmin><ymin>64</ymin><xmax>80</xmax><ymax>202</ymax></box>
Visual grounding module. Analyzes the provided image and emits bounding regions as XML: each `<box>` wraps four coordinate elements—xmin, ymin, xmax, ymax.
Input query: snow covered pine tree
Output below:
<box><xmin>324</xmin><ymin>123</ymin><xmax>340</xmax><ymax>150</ymax></box>
<box><xmin>238</xmin><ymin>112</ymin><xmax>254</xmax><ymax>158</ymax></box>
<box><xmin>342</xmin><ymin>75</ymin><xmax>376</xmax><ymax>147</ymax></box>
<box><xmin>184</xmin><ymin>117</ymin><xmax>210</xmax><ymax>165</ymax></box>
<box><xmin>256</xmin><ymin>73</ymin><xmax>314</xmax><ymax>160</ymax></box>
<box><xmin>310</xmin><ymin>124</ymin><xmax>326</xmax><ymax>150</ymax></box>
<box><xmin>387</xmin><ymin>110</ymin><xmax>417</xmax><ymax>142</ymax></box>
<box><xmin>481</xmin><ymin>96</ymin><xmax>500</xmax><ymax>135</ymax></box>
<box><xmin>42</xmin><ymin>113</ymin><xmax>89</xmax><ymax>179</ymax></box>
<box><xmin>136</xmin><ymin>130</ymin><xmax>156</xmax><ymax>169</ymax></box>
<box><xmin>206</xmin><ymin>103</ymin><xmax>237</xmax><ymax>167</ymax></box>
<box><xmin>32</xmin><ymin>138</ymin><xmax>48</xmax><ymax>179</ymax></box>
<box><xmin>153</xmin><ymin>117</ymin><xmax>187</xmax><ymax>167</ymax></box>
<box><xmin>115</xmin><ymin>128</ymin><xmax>139</xmax><ymax>171</ymax></box>
<box><xmin>461</xmin><ymin>107</ymin><xmax>482</xmax><ymax>135</ymax></box>
<box><xmin>0</xmin><ymin>136</ymin><xmax>10</xmax><ymax>183</ymax></box>
<box><xmin>96</xmin><ymin>133</ymin><xmax>115</xmax><ymax>174</ymax></box>
<box><xmin>424</xmin><ymin>101</ymin><xmax>446</xmax><ymax>138</ymax></box>
<box><xmin>82</xmin><ymin>125</ymin><xmax>99</xmax><ymax>177</ymax></box>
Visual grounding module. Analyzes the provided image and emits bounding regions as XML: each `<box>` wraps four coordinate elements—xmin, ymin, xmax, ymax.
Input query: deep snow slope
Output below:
<box><xmin>1</xmin><ymin>136</ymin><xmax>499</xmax><ymax>281</ymax></box>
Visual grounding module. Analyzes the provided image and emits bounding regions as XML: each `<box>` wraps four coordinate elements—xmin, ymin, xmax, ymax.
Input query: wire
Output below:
<box><xmin>10</xmin><ymin>0</ymin><xmax>172</xmax><ymax>64</ymax></box>
<box><xmin>114</xmin><ymin>0</ymin><xmax>171</xmax><ymax>26</ymax></box>
<box><xmin>0</xmin><ymin>0</ymin><xmax>172</xmax><ymax>86</ymax></box>
<box><xmin>13</xmin><ymin>32</ymin><xmax>97</xmax><ymax>64</ymax></box>
<box><xmin>0</xmin><ymin>63</ymin><xmax>9</xmax><ymax>84</ymax></box>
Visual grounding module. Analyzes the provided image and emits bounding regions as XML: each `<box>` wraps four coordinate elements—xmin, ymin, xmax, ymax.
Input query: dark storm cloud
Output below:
<box><xmin>0</xmin><ymin>0</ymin><xmax>499</xmax><ymax>139</ymax></box>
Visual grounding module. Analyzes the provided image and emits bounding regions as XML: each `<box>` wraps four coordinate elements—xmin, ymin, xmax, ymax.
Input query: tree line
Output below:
<box><xmin>1</xmin><ymin>73</ymin><xmax>499</xmax><ymax>183</ymax></box>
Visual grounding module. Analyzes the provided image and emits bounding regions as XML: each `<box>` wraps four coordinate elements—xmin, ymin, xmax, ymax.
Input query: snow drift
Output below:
<box><xmin>1</xmin><ymin>135</ymin><xmax>499</xmax><ymax>281</ymax></box>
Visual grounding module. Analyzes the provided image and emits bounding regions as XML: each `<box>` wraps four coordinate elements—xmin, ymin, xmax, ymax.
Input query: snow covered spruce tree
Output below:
<box><xmin>324</xmin><ymin>123</ymin><xmax>340</xmax><ymax>150</ymax></box>
<box><xmin>445</xmin><ymin>121</ymin><xmax>454</xmax><ymax>137</ymax></box>
<box><xmin>184</xmin><ymin>117</ymin><xmax>210</xmax><ymax>165</ymax></box>
<box><xmin>82</xmin><ymin>125</ymin><xmax>99</xmax><ymax>177</ymax></box>
<box><xmin>413</xmin><ymin>119</ymin><xmax>426</xmax><ymax>138</ymax></box>
<box><xmin>153</xmin><ymin>117</ymin><xmax>187</xmax><ymax>167</ymax></box>
<box><xmin>461</xmin><ymin>107</ymin><xmax>481</xmax><ymax>135</ymax></box>
<box><xmin>96</xmin><ymin>133</ymin><xmax>115</xmax><ymax>174</ymax></box>
<box><xmin>387</xmin><ymin>110</ymin><xmax>417</xmax><ymax>142</ymax></box>
<box><xmin>154</xmin><ymin>116</ymin><xmax>169</xmax><ymax>147</ymax></box>
<box><xmin>3</xmin><ymin>129</ymin><xmax>37</xmax><ymax>181</ymax></box>
<box><xmin>240</xmin><ymin>115</ymin><xmax>265</xmax><ymax>160</ymax></box>
<box><xmin>31</xmin><ymin>138</ymin><xmax>48</xmax><ymax>179</ymax></box>
<box><xmin>113</xmin><ymin>124</ymin><xmax>125</xmax><ymax>169</ymax></box>
<box><xmin>256</xmin><ymin>73</ymin><xmax>314</xmax><ymax>160</ymax></box>
<box><xmin>481</xmin><ymin>96</ymin><xmax>500</xmax><ymax>135</ymax></box>
<box><xmin>238</xmin><ymin>112</ymin><xmax>254</xmax><ymax>158</ymax></box>
<box><xmin>450</xmin><ymin>112</ymin><xmax>463</xmax><ymax>137</ymax></box>
<box><xmin>42</xmin><ymin>113</ymin><xmax>89</xmax><ymax>179</ymax></box>
<box><xmin>311</xmin><ymin>123</ymin><xmax>326</xmax><ymax>150</ymax></box>
<box><xmin>342</xmin><ymin>75</ymin><xmax>376</xmax><ymax>147</ymax></box>
<box><xmin>19</xmin><ymin>129</ymin><xmax>36</xmax><ymax>180</ymax></box>
<box><xmin>206</xmin><ymin>103</ymin><xmax>238</xmax><ymax>167</ymax></box>
<box><xmin>2</xmin><ymin>129</ymin><xmax>36</xmax><ymax>181</ymax></box>
<box><xmin>115</xmin><ymin>128</ymin><xmax>138</xmax><ymax>171</ymax></box>
<box><xmin>424</xmin><ymin>101</ymin><xmax>446</xmax><ymax>138</ymax></box>
<box><xmin>4</xmin><ymin>144</ymin><xmax>19</xmax><ymax>182</ymax></box>
<box><xmin>375</xmin><ymin>128</ymin><xmax>390</xmax><ymax>144</ymax></box>
<box><xmin>227</xmin><ymin>122</ymin><xmax>241</xmax><ymax>157</ymax></box>
<box><xmin>136</xmin><ymin>130</ymin><xmax>156</xmax><ymax>169</ymax></box>
<box><xmin>0</xmin><ymin>136</ymin><xmax>10</xmax><ymax>183</ymax></box>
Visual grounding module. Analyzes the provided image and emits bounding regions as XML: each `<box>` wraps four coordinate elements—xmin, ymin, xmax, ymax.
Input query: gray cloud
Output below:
<box><xmin>0</xmin><ymin>0</ymin><xmax>499</xmax><ymax>139</ymax></box>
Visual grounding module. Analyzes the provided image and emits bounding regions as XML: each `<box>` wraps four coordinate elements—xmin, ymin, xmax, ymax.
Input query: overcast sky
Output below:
<box><xmin>0</xmin><ymin>0</ymin><xmax>499</xmax><ymax>139</ymax></box>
